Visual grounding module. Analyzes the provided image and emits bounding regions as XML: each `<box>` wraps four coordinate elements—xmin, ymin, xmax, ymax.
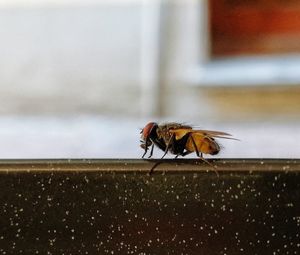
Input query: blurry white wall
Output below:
<box><xmin>0</xmin><ymin>0</ymin><xmax>208</xmax><ymax>118</ymax></box>
<box><xmin>0</xmin><ymin>0</ymin><xmax>143</xmax><ymax>115</ymax></box>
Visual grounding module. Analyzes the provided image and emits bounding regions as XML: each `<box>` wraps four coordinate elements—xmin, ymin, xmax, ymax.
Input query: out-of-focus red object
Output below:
<box><xmin>210</xmin><ymin>0</ymin><xmax>300</xmax><ymax>57</ymax></box>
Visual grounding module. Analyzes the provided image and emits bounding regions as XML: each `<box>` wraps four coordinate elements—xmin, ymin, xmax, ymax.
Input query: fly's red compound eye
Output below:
<box><xmin>141</xmin><ymin>122</ymin><xmax>157</xmax><ymax>139</ymax></box>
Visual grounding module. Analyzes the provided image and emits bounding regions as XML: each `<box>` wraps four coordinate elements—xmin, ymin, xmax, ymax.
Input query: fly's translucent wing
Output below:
<box><xmin>170</xmin><ymin>128</ymin><xmax>237</xmax><ymax>140</ymax></box>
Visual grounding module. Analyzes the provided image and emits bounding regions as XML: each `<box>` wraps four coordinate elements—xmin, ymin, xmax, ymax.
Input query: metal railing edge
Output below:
<box><xmin>0</xmin><ymin>158</ymin><xmax>299</xmax><ymax>172</ymax></box>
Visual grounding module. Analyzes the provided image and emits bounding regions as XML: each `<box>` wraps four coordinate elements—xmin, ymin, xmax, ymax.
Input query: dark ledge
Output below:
<box><xmin>0</xmin><ymin>159</ymin><xmax>300</xmax><ymax>254</ymax></box>
<box><xmin>0</xmin><ymin>158</ymin><xmax>299</xmax><ymax>172</ymax></box>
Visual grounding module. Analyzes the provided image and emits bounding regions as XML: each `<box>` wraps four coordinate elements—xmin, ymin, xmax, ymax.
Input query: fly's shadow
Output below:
<box><xmin>149</xmin><ymin>161</ymin><xmax>163</xmax><ymax>175</ymax></box>
<box><xmin>145</xmin><ymin>159</ymin><xmax>219</xmax><ymax>176</ymax></box>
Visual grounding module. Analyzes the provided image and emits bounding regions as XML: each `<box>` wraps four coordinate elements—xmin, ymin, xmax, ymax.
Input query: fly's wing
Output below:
<box><xmin>188</xmin><ymin>130</ymin><xmax>238</xmax><ymax>140</ymax></box>
<box><xmin>169</xmin><ymin>128</ymin><xmax>237</xmax><ymax>140</ymax></box>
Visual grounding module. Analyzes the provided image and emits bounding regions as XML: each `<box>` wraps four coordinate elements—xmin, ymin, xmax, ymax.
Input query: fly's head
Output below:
<box><xmin>140</xmin><ymin>122</ymin><xmax>158</xmax><ymax>149</ymax></box>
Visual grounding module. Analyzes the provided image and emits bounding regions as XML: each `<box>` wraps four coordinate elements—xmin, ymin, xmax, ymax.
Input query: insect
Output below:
<box><xmin>140</xmin><ymin>122</ymin><xmax>235</xmax><ymax>160</ymax></box>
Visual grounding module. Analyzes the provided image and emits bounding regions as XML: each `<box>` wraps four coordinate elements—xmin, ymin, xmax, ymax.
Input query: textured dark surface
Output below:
<box><xmin>0</xmin><ymin>159</ymin><xmax>300</xmax><ymax>254</ymax></box>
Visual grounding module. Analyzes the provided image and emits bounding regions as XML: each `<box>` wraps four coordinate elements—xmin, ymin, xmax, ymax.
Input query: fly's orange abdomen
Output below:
<box><xmin>185</xmin><ymin>133</ymin><xmax>220</xmax><ymax>155</ymax></box>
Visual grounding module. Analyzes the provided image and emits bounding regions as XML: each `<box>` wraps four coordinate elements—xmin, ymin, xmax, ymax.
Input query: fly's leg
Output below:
<box><xmin>181</xmin><ymin>150</ymin><xmax>192</xmax><ymax>157</ymax></box>
<box><xmin>148</xmin><ymin>144</ymin><xmax>154</xmax><ymax>158</ymax></box>
<box><xmin>161</xmin><ymin>133</ymin><xmax>174</xmax><ymax>159</ymax></box>
<box><xmin>149</xmin><ymin>161</ymin><xmax>163</xmax><ymax>175</ymax></box>
<box><xmin>161</xmin><ymin>148</ymin><xmax>168</xmax><ymax>159</ymax></box>
<box><xmin>142</xmin><ymin>148</ymin><xmax>147</xmax><ymax>158</ymax></box>
<box><xmin>190</xmin><ymin>136</ymin><xmax>219</xmax><ymax>176</ymax></box>
<box><xmin>190</xmin><ymin>135</ymin><xmax>201</xmax><ymax>157</ymax></box>
<box><xmin>141</xmin><ymin>138</ymin><xmax>150</xmax><ymax>158</ymax></box>
<box><xmin>175</xmin><ymin>150</ymin><xmax>192</xmax><ymax>159</ymax></box>
<box><xmin>190</xmin><ymin>136</ymin><xmax>208</xmax><ymax>162</ymax></box>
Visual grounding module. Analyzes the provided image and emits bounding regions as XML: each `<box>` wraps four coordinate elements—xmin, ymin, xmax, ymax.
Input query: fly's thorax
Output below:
<box><xmin>156</xmin><ymin>125</ymin><xmax>172</xmax><ymax>142</ymax></box>
<box><xmin>157</xmin><ymin>123</ymin><xmax>186</xmax><ymax>141</ymax></box>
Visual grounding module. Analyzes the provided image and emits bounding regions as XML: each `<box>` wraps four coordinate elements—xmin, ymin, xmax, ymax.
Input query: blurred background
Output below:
<box><xmin>0</xmin><ymin>0</ymin><xmax>299</xmax><ymax>158</ymax></box>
